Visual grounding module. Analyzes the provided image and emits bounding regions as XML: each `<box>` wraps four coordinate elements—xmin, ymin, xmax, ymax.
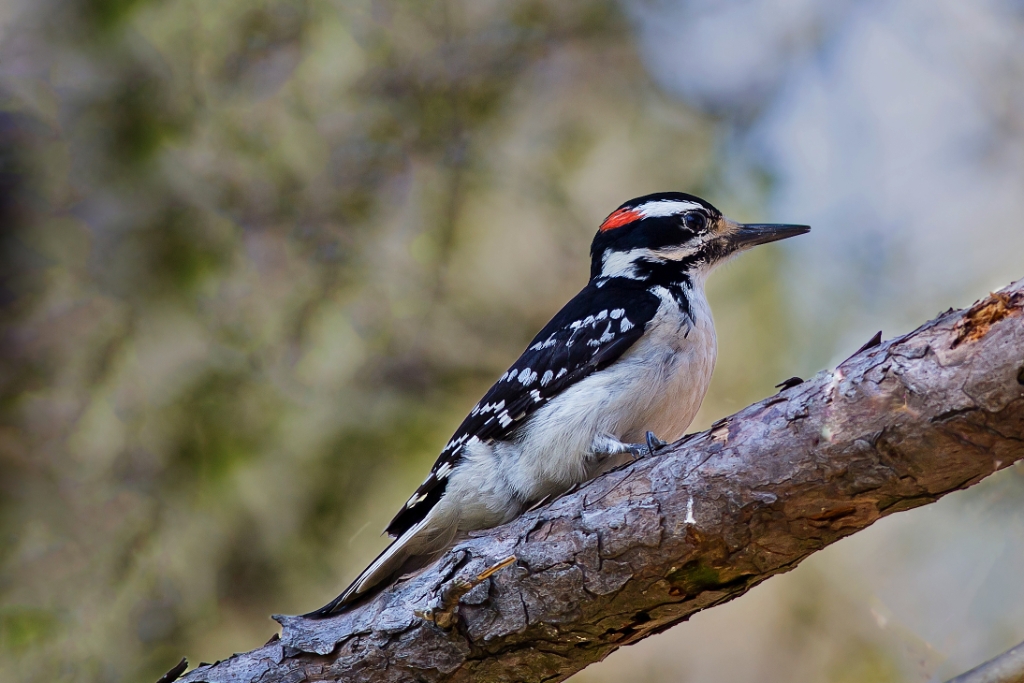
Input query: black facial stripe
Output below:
<box><xmin>645</xmin><ymin>221</ymin><xmax>696</xmax><ymax>251</ymax></box>
<box><xmin>614</xmin><ymin>217</ymin><xmax>696</xmax><ymax>250</ymax></box>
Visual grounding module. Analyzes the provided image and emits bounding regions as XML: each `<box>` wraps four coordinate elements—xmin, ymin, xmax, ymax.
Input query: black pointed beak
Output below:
<box><xmin>729</xmin><ymin>223</ymin><xmax>811</xmax><ymax>249</ymax></box>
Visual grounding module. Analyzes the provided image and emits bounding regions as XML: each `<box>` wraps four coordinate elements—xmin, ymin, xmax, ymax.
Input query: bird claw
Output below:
<box><xmin>646</xmin><ymin>431</ymin><xmax>668</xmax><ymax>453</ymax></box>
<box><xmin>626</xmin><ymin>431</ymin><xmax>669</xmax><ymax>459</ymax></box>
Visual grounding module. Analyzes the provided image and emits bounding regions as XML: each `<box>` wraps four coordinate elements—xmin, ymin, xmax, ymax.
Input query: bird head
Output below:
<box><xmin>590</xmin><ymin>192</ymin><xmax>810</xmax><ymax>284</ymax></box>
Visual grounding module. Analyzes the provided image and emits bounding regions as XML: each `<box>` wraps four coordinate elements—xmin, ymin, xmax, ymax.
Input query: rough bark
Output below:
<box><xmin>177</xmin><ymin>279</ymin><xmax>1024</xmax><ymax>683</ymax></box>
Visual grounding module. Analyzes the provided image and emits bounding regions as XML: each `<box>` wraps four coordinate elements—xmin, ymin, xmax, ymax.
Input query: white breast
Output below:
<box><xmin>620</xmin><ymin>286</ymin><xmax>717</xmax><ymax>441</ymax></box>
<box><xmin>503</xmin><ymin>285</ymin><xmax>717</xmax><ymax>499</ymax></box>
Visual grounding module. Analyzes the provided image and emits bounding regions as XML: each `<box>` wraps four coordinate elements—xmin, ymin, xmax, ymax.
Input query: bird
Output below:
<box><xmin>307</xmin><ymin>191</ymin><xmax>809</xmax><ymax>617</ymax></box>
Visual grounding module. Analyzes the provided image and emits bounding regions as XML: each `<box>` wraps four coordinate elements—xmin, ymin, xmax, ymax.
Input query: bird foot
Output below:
<box><xmin>646</xmin><ymin>430</ymin><xmax>668</xmax><ymax>452</ymax></box>
<box><xmin>627</xmin><ymin>431</ymin><xmax>669</xmax><ymax>459</ymax></box>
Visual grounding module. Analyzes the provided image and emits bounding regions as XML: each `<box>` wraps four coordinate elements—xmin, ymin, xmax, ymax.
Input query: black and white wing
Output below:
<box><xmin>385</xmin><ymin>280</ymin><xmax>661</xmax><ymax>537</ymax></box>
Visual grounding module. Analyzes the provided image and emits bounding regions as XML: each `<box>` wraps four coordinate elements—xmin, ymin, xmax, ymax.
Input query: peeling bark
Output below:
<box><xmin>177</xmin><ymin>279</ymin><xmax>1024</xmax><ymax>683</ymax></box>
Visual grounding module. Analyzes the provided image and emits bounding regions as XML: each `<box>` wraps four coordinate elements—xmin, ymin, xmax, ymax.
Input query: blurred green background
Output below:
<box><xmin>1</xmin><ymin>1</ymin><xmax>1022</xmax><ymax>681</ymax></box>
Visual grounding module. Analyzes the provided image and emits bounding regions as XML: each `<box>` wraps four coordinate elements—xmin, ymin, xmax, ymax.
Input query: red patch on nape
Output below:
<box><xmin>599</xmin><ymin>208</ymin><xmax>642</xmax><ymax>232</ymax></box>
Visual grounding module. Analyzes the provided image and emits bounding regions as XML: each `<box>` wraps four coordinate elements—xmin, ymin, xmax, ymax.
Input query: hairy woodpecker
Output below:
<box><xmin>307</xmin><ymin>192</ymin><xmax>809</xmax><ymax>617</ymax></box>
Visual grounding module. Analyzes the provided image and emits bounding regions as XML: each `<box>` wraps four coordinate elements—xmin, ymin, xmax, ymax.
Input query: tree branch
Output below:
<box><xmin>945</xmin><ymin>639</ymin><xmax>1024</xmax><ymax>683</ymax></box>
<box><xmin>177</xmin><ymin>279</ymin><xmax>1024</xmax><ymax>683</ymax></box>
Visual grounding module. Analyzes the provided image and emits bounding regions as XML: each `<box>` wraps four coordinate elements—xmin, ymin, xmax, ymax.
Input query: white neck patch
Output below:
<box><xmin>600</xmin><ymin>248</ymin><xmax>647</xmax><ymax>279</ymax></box>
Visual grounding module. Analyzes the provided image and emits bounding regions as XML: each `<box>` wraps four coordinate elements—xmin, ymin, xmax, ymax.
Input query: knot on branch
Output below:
<box><xmin>952</xmin><ymin>290</ymin><xmax>1023</xmax><ymax>348</ymax></box>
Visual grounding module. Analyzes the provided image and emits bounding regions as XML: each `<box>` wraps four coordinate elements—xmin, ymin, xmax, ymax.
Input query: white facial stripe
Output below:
<box><xmin>651</xmin><ymin>244</ymin><xmax>701</xmax><ymax>261</ymax></box>
<box><xmin>637</xmin><ymin>200</ymin><xmax>705</xmax><ymax>218</ymax></box>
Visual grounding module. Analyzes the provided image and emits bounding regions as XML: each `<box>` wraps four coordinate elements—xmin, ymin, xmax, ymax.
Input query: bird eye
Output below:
<box><xmin>682</xmin><ymin>211</ymin><xmax>708</xmax><ymax>232</ymax></box>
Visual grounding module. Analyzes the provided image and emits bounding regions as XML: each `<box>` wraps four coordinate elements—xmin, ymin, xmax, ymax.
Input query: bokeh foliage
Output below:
<box><xmin>6</xmin><ymin>1</ymin><xmax>1017</xmax><ymax>682</ymax></box>
<box><xmin>0</xmin><ymin>1</ymin><xmax>732</xmax><ymax>680</ymax></box>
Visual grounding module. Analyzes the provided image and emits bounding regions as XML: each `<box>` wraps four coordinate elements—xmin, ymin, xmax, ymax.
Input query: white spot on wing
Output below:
<box><xmin>529</xmin><ymin>335</ymin><xmax>558</xmax><ymax>351</ymax></box>
<box><xmin>519</xmin><ymin>368</ymin><xmax>537</xmax><ymax>386</ymax></box>
<box><xmin>540</xmin><ymin>370</ymin><xmax>554</xmax><ymax>386</ymax></box>
<box><xmin>473</xmin><ymin>400</ymin><xmax>505</xmax><ymax>416</ymax></box>
<box><xmin>610</xmin><ymin>308</ymin><xmax>624</xmax><ymax>319</ymax></box>
<box><xmin>620</xmin><ymin>317</ymin><xmax>633</xmax><ymax>332</ymax></box>
<box><xmin>555</xmin><ymin>368</ymin><xmax>567</xmax><ymax>379</ymax></box>
<box><xmin>443</xmin><ymin>433</ymin><xmax>469</xmax><ymax>452</ymax></box>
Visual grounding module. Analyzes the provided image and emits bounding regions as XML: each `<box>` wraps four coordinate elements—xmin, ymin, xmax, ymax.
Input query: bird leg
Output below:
<box><xmin>591</xmin><ymin>431</ymin><xmax>668</xmax><ymax>462</ymax></box>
